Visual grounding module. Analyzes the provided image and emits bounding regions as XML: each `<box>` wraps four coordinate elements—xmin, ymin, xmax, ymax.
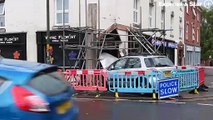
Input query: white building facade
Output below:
<box><xmin>1</xmin><ymin>0</ymin><xmax>185</xmax><ymax>66</ymax></box>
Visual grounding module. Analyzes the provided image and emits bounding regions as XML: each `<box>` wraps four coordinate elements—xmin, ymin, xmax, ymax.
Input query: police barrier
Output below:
<box><xmin>63</xmin><ymin>69</ymin><xmax>107</xmax><ymax>91</ymax></box>
<box><xmin>61</xmin><ymin>67</ymin><xmax>199</xmax><ymax>99</ymax></box>
<box><xmin>171</xmin><ymin>68</ymin><xmax>199</xmax><ymax>92</ymax></box>
<box><xmin>176</xmin><ymin>66</ymin><xmax>205</xmax><ymax>87</ymax></box>
<box><xmin>107</xmin><ymin>70</ymin><xmax>161</xmax><ymax>99</ymax></box>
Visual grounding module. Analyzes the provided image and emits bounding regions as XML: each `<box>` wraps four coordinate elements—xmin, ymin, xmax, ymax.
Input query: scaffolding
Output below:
<box><xmin>61</xmin><ymin>26</ymin><xmax>172</xmax><ymax>69</ymax></box>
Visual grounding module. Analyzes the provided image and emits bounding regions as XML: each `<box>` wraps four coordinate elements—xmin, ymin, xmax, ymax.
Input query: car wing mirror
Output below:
<box><xmin>109</xmin><ymin>65</ymin><xmax>115</xmax><ymax>70</ymax></box>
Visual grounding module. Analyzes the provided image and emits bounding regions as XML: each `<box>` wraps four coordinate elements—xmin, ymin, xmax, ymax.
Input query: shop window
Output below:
<box><xmin>0</xmin><ymin>3</ymin><xmax>5</xmax><ymax>27</ymax></box>
<box><xmin>133</xmin><ymin>0</ymin><xmax>140</xmax><ymax>23</ymax></box>
<box><xmin>55</xmin><ymin>0</ymin><xmax>69</xmax><ymax>25</ymax></box>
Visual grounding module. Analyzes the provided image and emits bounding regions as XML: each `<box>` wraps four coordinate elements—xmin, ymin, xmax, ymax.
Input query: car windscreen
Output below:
<box><xmin>28</xmin><ymin>71</ymin><xmax>69</xmax><ymax>96</ymax></box>
<box><xmin>144</xmin><ymin>57</ymin><xmax>174</xmax><ymax>67</ymax></box>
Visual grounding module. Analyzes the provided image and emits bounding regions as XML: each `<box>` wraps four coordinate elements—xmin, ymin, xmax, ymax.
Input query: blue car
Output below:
<box><xmin>0</xmin><ymin>58</ymin><xmax>78</xmax><ymax>120</ymax></box>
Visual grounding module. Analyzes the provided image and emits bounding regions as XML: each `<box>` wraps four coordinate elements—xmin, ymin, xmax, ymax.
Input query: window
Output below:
<box><xmin>161</xmin><ymin>7</ymin><xmax>165</xmax><ymax>29</ymax></box>
<box><xmin>197</xmin><ymin>14</ymin><xmax>200</xmax><ymax>21</ymax></box>
<box><xmin>192</xmin><ymin>6</ymin><xmax>196</xmax><ymax>17</ymax></box>
<box><xmin>149</xmin><ymin>5</ymin><xmax>153</xmax><ymax>27</ymax></box>
<box><xmin>55</xmin><ymin>0</ymin><xmax>69</xmax><ymax>25</ymax></box>
<box><xmin>144</xmin><ymin>57</ymin><xmax>174</xmax><ymax>68</ymax></box>
<box><xmin>0</xmin><ymin>3</ymin><xmax>5</xmax><ymax>27</ymax></box>
<box><xmin>179</xmin><ymin>17</ymin><xmax>183</xmax><ymax>39</ymax></box>
<box><xmin>186</xmin><ymin>23</ymin><xmax>189</xmax><ymax>40</ymax></box>
<box><xmin>114</xmin><ymin>58</ymin><xmax>128</xmax><ymax>70</ymax></box>
<box><xmin>192</xmin><ymin>26</ymin><xmax>195</xmax><ymax>40</ymax></box>
<box><xmin>133</xmin><ymin>0</ymin><xmax>140</xmax><ymax>23</ymax></box>
<box><xmin>0</xmin><ymin>78</ymin><xmax>6</xmax><ymax>87</ymax></box>
<box><xmin>186</xmin><ymin>4</ymin><xmax>189</xmax><ymax>14</ymax></box>
<box><xmin>28</xmin><ymin>71</ymin><xmax>69</xmax><ymax>96</ymax></box>
<box><xmin>197</xmin><ymin>28</ymin><xmax>199</xmax><ymax>42</ymax></box>
<box><xmin>179</xmin><ymin>25</ymin><xmax>182</xmax><ymax>39</ymax></box>
<box><xmin>170</xmin><ymin>15</ymin><xmax>174</xmax><ymax>36</ymax></box>
<box><xmin>126</xmin><ymin>58</ymin><xmax>141</xmax><ymax>68</ymax></box>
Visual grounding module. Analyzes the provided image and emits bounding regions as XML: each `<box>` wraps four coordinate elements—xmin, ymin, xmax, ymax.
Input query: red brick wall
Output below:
<box><xmin>184</xmin><ymin>0</ymin><xmax>201</xmax><ymax>47</ymax></box>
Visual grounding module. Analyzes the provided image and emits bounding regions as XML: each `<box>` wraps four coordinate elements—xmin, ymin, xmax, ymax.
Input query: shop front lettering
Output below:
<box><xmin>0</xmin><ymin>36</ymin><xmax>19</xmax><ymax>44</ymax></box>
<box><xmin>168</xmin><ymin>42</ymin><xmax>177</xmax><ymax>49</ymax></box>
<box><xmin>45</xmin><ymin>34</ymin><xmax>77</xmax><ymax>43</ymax></box>
<box><xmin>151</xmin><ymin>39</ymin><xmax>167</xmax><ymax>47</ymax></box>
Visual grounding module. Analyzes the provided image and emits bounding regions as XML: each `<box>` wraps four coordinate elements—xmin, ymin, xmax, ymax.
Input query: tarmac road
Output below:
<box><xmin>76</xmin><ymin>67</ymin><xmax>213</xmax><ymax>120</ymax></box>
<box><xmin>77</xmin><ymin>98</ymin><xmax>213</xmax><ymax>120</ymax></box>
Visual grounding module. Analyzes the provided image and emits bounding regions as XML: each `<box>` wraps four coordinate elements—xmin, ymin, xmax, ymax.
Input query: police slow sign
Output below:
<box><xmin>158</xmin><ymin>78</ymin><xmax>179</xmax><ymax>99</ymax></box>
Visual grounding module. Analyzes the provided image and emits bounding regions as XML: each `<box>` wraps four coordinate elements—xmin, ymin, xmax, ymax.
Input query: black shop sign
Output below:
<box><xmin>37</xmin><ymin>30</ymin><xmax>84</xmax><ymax>44</ymax></box>
<box><xmin>0</xmin><ymin>33</ymin><xmax>26</xmax><ymax>45</ymax></box>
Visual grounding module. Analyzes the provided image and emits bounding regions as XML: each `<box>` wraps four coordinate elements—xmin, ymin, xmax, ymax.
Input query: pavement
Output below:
<box><xmin>74</xmin><ymin>67</ymin><xmax>213</xmax><ymax>101</ymax></box>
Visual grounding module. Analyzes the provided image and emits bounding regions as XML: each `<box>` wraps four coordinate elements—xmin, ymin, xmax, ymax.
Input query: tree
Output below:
<box><xmin>201</xmin><ymin>7</ymin><xmax>213</xmax><ymax>60</ymax></box>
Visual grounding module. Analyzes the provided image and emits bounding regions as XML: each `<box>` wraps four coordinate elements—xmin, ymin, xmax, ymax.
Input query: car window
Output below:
<box><xmin>28</xmin><ymin>71</ymin><xmax>69</xmax><ymax>96</ymax></box>
<box><xmin>0</xmin><ymin>78</ymin><xmax>5</xmax><ymax>87</ymax></box>
<box><xmin>126</xmin><ymin>58</ymin><xmax>141</xmax><ymax>68</ymax></box>
<box><xmin>144</xmin><ymin>57</ymin><xmax>174</xmax><ymax>67</ymax></box>
<box><xmin>114</xmin><ymin>58</ymin><xmax>128</xmax><ymax>70</ymax></box>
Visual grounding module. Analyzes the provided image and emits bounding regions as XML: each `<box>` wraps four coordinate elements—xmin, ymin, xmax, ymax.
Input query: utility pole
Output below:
<box><xmin>46</xmin><ymin>0</ymin><xmax>50</xmax><ymax>64</ymax></box>
<box><xmin>79</xmin><ymin>0</ymin><xmax>81</xmax><ymax>27</ymax></box>
<box><xmin>62</xmin><ymin>0</ymin><xmax>66</xmax><ymax>71</ymax></box>
<box><xmin>85</xmin><ymin>0</ymin><xmax>88</xmax><ymax>27</ymax></box>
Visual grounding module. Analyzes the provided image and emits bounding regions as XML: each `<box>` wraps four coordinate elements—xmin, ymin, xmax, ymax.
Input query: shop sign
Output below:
<box><xmin>151</xmin><ymin>39</ymin><xmax>177</xmax><ymax>48</ymax></box>
<box><xmin>167</xmin><ymin>42</ymin><xmax>177</xmax><ymax>49</ymax></box>
<box><xmin>195</xmin><ymin>47</ymin><xmax>201</xmax><ymax>52</ymax></box>
<box><xmin>186</xmin><ymin>45</ymin><xmax>194</xmax><ymax>51</ymax></box>
<box><xmin>45</xmin><ymin>34</ymin><xmax>77</xmax><ymax>43</ymax></box>
<box><xmin>37</xmin><ymin>31</ymin><xmax>84</xmax><ymax>44</ymax></box>
<box><xmin>0</xmin><ymin>33</ymin><xmax>26</xmax><ymax>44</ymax></box>
<box><xmin>151</xmin><ymin>39</ymin><xmax>167</xmax><ymax>47</ymax></box>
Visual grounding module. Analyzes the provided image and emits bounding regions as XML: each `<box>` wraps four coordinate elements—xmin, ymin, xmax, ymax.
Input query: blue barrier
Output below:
<box><xmin>171</xmin><ymin>69</ymin><xmax>199</xmax><ymax>92</ymax></box>
<box><xmin>107</xmin><ymin>71</ymin><xmax>160</xmax><ymax>94</ymax></box>
<box><xmin>107</xmin><ymin>68</ymin><xmax>199</xmax><ymax>99</ymax></box>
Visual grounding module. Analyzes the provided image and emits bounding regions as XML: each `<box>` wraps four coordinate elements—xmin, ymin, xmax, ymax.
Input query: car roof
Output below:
<box><xmin>0</xmin><ymin>58</ymin><xmax>57</xmax><ymax>84</ymax></box>
<box><xmin>122</xmin><ymin>55</ymin><xmax>167</xmax><ymax>59</ymax></box>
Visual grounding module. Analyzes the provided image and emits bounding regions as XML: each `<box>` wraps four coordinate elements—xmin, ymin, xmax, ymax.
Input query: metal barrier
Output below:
<box><xmin>176</xmin><ymin>66</ymin><xmax>205</xmax><ymax>86</ymax></box>
<box><xmin>171</xmin><ymin>68</ymin><xmax>199</xmax><ymax>92</ymax></box>
<box><xmin>196</xmin><ymin>67</ymin><xmax>205</xmax><ymax>86</ymax></box>
<box><xmin>63</xmin><ymin>69</ymin><xmax>107</xmax><ymax>91</ymax></box>
<box><xmin>107</xmin><ymin>70</ymin><xmax>160</xmax><ymax>98</ymax></box>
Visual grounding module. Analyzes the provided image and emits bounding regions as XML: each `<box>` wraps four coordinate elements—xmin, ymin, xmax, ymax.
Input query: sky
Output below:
<box><xmin>197</xmin><ymin>0</ymin><xmax>213</xmax><ymax>8</ymax></box>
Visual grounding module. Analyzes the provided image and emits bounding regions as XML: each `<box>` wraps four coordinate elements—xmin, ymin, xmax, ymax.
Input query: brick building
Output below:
<box><xmin>184</xmin><ymin>0</ymin><xmax>202</xmax><ymax>65</ymax></box>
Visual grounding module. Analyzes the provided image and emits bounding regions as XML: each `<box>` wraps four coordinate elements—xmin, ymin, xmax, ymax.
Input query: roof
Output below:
<box><xmin>127</xmin><ymin>52</ymin><xmax>167</xmax><ymax>56</ymax></box>
<box><xmin>122</xmin><ymin>54</ymin><xmax>167</xmax><ymax>59</ymax></box>
<box><xmin>0</xmin><ymin>58</ymin><xmax>57</xmax><ymax>84</ymax></box>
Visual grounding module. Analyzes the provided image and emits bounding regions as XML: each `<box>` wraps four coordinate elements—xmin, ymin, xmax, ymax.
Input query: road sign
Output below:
<box><xmin>158</xmin><ymin>78</ymin><xmax>179</xmax><ymax>99</ymax></box>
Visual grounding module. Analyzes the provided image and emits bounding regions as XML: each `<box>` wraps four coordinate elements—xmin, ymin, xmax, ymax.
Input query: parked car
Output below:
<box><xmin>0</xmin><ymin>58</ymin><xmax>78</xmax><ymax>120</ymax></box>
<box><xmin>101</xmin><ymin>53</ymin><xmax>176</xmax><ymax>88</ymax></box>
<box><xmin>106</xmin><ymin>53</ymin><xmax>175</xmax><ymax>76</ymax></box>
